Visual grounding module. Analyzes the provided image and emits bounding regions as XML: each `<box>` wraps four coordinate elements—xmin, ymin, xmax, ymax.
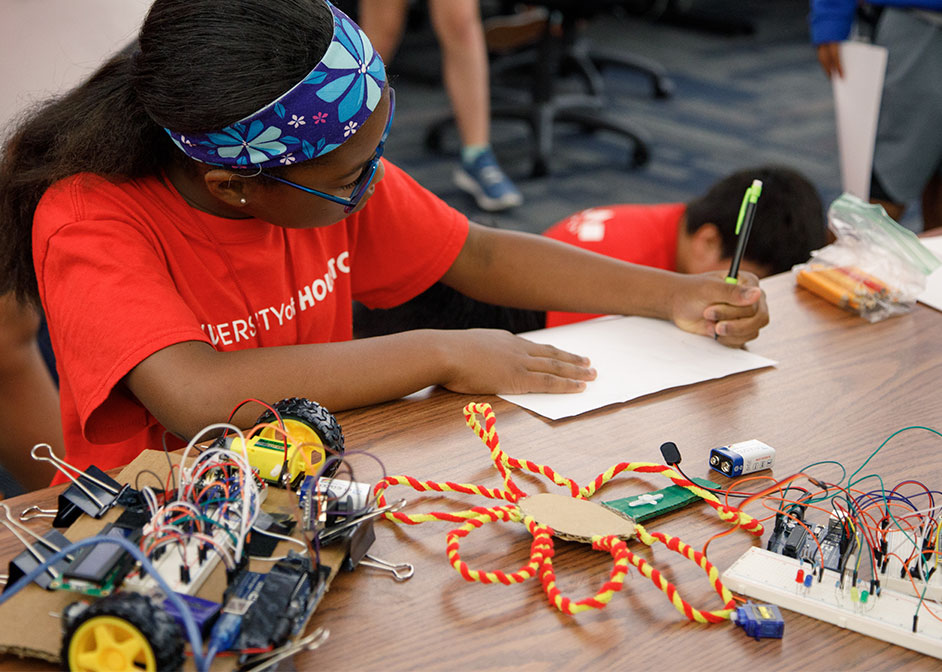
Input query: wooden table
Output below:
<box><xmin>2</xmin><ymin>271</ymin><xmax>941</xmax><ymax>671</ymax></box>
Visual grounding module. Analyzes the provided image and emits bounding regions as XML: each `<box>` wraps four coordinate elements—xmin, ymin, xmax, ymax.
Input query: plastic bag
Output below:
<box><xmin>793</xmin><ymin>194</ymin><xmax>941</xmax><ymax>322</ymax></box>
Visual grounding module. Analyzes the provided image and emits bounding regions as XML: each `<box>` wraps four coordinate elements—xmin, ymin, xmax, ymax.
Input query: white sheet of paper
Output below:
<box><xmin>498</xmin><ymin>316</ymin><xmax>777</xmax><ymax>420</ymax></box>
<box><xmin>832</xmin><ymin>41</ymin><xmax>888</xmax><ymax>200</ymax></box>
<box><xmin>918</xmin><ymin>237</ymin><xmax>942</xmax><ymax>312</ymax></box>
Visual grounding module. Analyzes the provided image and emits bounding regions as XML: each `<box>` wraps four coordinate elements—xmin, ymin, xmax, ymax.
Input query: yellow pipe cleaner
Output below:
<box><xmin>372</xmin><ymin>402</ymin><xmax>762</xmax><ymax>619</ymax></box>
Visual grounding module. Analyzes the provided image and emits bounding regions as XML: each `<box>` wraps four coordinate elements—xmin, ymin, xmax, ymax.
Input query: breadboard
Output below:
<box><xmin>722</xmin><ymin>547</ymin><xmax>942</xmax><ymax>659</ymax></box>
<box><xmin>124</xmin><ymin>529</ymin><xmax>226</xmax><ymax>595</ymax></box>
<box><xmin>881</xmin><ymin>530</ymin><xmax>942</xmax><ymax>602</ymax></box>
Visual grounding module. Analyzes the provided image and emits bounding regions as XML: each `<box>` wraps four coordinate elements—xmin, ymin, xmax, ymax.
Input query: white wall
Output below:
<box><xmin>0</xmin><ymin>0</ymin><xmax>150</xmax><ymax>137</ymax></box>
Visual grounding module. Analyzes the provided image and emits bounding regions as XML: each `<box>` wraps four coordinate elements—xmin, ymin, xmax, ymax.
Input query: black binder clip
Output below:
<box><xmin>0</xmin><ymin>502</ymin><xmax>72</xmax><ymax>591</ymax></box>
<box><xmin>30</xmin><ymin>444</ymin><xmax>129</xmax><ymax>527</ymax></box>
<box><xmin>318</xmin><ymin>499</ymin><xmax>414</xmax><ymax>579</ymax></box>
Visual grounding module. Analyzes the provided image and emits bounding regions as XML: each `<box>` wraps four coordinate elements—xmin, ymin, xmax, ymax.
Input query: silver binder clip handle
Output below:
<box><xmin>0</xmin><ymin>502</ymin><xmax>69</xmax><ymax>579</ymax></box>
<box><xmin>359</xmin><ymin>553</ymin><xmax>414</xmax><ymax>581</ymax></box>
<box><xmin>19</xmin><ymin>506</ymin><xmax>57</xmax><ymax>521</ymax></box>
<box><xmin>240</xmin><ymin>626</ymin><xmax>330</xmax><ymax>672</ymax></box>
<box><xmin>296</xmin><ymin>626</ymin><xmax>330</xmax><ymax>651</ymax></box>
<box><xmin>30</xmin><ymin>443</ymin><xmax>116</xmax><ymax>509</ymax></box>
<box><xmin>0</xmin><ymin>502</ymin><xmax>62</xmax><ymax>551</ymax></box>
<box><xmin>318</xmin><ymin>498</ymin><xmax>407</xmax><ymax>543</ymax></box>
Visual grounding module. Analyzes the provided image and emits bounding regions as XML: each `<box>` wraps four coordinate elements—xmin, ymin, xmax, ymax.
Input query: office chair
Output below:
<box><xmin>425</xmin><ymin>1</ymin><xmax>673</xmax><ymax>177</ymax></box>
<box><xmin>566</xmin><ymin>0</ymin><xmax>675</xmax><ymax>100</ymax></box>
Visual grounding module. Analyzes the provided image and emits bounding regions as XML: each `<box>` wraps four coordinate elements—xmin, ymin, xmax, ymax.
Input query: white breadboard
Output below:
<box><xmin>722</xmin><ymin>547</ymin><xmax>942</xmax><ymax>659</ymax></box>
<box><xmin>881</xmin><ymin>530</ymin><xmax>942</xmax><ymax>602</ymax></box>
<box><xmin>125</xmin><ymin>529</ymin><xmax>226</xmax><ymax>596</ymax></box>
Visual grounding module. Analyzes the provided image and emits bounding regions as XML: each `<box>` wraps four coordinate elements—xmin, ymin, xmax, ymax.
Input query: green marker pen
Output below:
<box><xmin>726</xmin><ymin>179</ymin><xmax>763</xmax><ymax>284</ymax></box>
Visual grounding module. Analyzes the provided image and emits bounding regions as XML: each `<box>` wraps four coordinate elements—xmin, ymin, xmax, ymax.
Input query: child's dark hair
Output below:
<box><xmin>0</xmin><ymin>0</ymin><xmax>333</xmax><ymax>306</ymax></box>
<box><xmin>685</xmin><ymin>166</ymin><xmax>826</xmax><ymax>275</ymax></box>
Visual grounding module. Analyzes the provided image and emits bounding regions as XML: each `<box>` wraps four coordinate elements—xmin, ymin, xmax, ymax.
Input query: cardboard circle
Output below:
<box><xmin>517</xmin><ymin>492</ymin><xmax>636</xmax><ymax>543</ymax></box>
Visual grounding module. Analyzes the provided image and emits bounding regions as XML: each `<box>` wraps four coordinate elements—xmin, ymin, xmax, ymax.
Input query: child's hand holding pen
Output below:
<box><xmin>669</xmin><ymin>271</ymin><xmax>768</xmax><ymax>347</ymax></box>
<box><xmin>674</xmin><ymin>177</ymin><xmax>767</xmax><ymax>347</ymax></box>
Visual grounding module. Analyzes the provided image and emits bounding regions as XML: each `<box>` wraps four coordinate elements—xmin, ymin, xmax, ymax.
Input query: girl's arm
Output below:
<box><xmin>126</xmin><ymin>223</ymin><xmax>767</xmax><ymax>439</ymax></box>
<box><xmin>126</xmin><ymin>329</ymin><xmax>596</xmax><ymax>439</ymax></box>
<box><xmin>442</xmin><ymin>223</ymin><xmax>768</xmax><ymax>345</ymax></box>
<box><xmin>0</xmin><ymin>296</ymin><xmax>59</xmax><ymax>490</ymax></box>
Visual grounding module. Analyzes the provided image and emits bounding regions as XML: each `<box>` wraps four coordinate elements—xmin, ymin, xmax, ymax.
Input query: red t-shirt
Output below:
<box><xmin>544</xmin><ymin>203</ymin><xmax>685</xmax><ymax>327</ymax></box>
<box><xmin>33</xmin><ymin>161</ymin><xmax>468</xmax><ymax>476</ymax></box>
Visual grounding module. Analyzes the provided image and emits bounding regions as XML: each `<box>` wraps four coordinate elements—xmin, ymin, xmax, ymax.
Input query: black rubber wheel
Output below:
<box><xmin>256</xmin><ymin>397</ymin><xmax>345</xmax><ymax>477</ymax></box>
<box><xmin>62</xmin><ymin>592</ymin><xmax>184</xmax><ymax>672</ymax></box>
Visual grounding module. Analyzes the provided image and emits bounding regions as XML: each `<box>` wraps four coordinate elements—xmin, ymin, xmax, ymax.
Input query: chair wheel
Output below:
<box><xmin>631</xmin><ymin>144</ymin><xmax>649</xmax><ymax>169</ymax></box>
<box><xmin>654</xmin><ymin>77</ymin><xmax>675</xmax><ymax>99</ymax></box>
<box><xmin>531</xmin><ymin>158</ymin><xmax>549</xmax><ymax>177</ymax></box>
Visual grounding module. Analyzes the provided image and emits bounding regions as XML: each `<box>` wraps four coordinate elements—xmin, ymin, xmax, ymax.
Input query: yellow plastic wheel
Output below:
<box><xmin>261</xmin><ymin>416</ymin><xmax>327</xmax><ymax>452</ymax></box>
<box><xmin>61</xmin><ymin>593</ymin><xmax>183</xmax><ymax>672</ymax></box>
<box><xmin>67</xmin><ymin>615</ymin><xmax>156</xmax><ymax>672</ymax></box>
<box><xmin>256</xmin><ymin>397</ymin><xmax>344</xmax><ymax>483</ymax></box>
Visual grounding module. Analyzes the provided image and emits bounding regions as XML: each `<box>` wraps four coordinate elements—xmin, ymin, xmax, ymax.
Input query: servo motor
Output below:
<box><xmin>709</xmin><ymin>439</ymin><xmax>775</xmax><ymax>477</ymax></box>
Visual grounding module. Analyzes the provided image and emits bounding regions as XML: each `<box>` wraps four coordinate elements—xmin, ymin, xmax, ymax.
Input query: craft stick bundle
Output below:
<box><xmin>795</xmin><ymin>263</ymin><xmax>889</xmax><ymax>313</ymax></box>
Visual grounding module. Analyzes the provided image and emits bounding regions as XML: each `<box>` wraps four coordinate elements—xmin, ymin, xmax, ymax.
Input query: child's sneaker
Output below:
<box><xmin>454</xmin><ymin>149</ymin><xmax>523</xmax><ymax>211</ymax></box>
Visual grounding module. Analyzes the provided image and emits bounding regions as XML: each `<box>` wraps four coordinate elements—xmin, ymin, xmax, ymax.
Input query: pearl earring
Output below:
<box><xmin>240</xmin><ymin>198</ymin><xmax>247</xmax><ymax>205</ymax></box>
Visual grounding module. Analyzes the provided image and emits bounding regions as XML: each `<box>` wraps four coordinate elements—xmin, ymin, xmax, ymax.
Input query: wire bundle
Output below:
<box><xmin>686</xmin><ymin>426</ymin><xmax>942</xmax><ymax>626</ymax></box>
<box><xmin>138</xmin><ymin>424</ymin><xmax>264</xmax><ymax>575</ymax></box>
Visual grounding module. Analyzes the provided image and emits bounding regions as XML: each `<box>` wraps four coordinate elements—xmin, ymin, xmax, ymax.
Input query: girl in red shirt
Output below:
<box><xmin>0</xmin><ymin>0</ymin><xmax>768</xmax><ymax>474</ymax></box>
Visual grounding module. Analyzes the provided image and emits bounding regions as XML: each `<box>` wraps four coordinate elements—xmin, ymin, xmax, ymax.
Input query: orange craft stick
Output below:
<box><xmin>796</xmin><ymin>269</ymin><xmax>860</xmax><ymax>310</ymax></box>
<box><xmin>835</xmin><ymin>266</ymin><xmax>888</xmax><ymax>294</ymax></box>
<box><xmin>816</xmin><ymin>267</ymin><xmax>869</xmax><ymax>295</ymax></box>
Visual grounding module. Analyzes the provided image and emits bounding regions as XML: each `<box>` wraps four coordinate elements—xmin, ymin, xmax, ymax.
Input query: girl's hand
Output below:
<box><xmin>670</xmin><ymin>272</ymin><xmax>769</xmax><ymax>347</ymax></box>
<box><xmin>436</xmin><ymin>329</ymin><xmax>596</xmax><ymax>394</ymax></box>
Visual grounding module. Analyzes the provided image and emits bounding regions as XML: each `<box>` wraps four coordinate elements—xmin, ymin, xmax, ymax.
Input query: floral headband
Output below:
<box><xmin>163</xmin><ymin>1</ymin><xmax>385</xmax><ymax>168</ymax></box>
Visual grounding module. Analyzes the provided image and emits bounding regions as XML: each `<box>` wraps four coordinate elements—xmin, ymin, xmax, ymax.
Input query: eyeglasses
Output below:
<box><xmin>260</xmin><ymin>87</ymin><xmax>396</xmax><ymax>213</ymax></box>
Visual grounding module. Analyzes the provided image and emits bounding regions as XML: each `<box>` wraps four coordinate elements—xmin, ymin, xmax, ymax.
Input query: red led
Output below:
<box><xmin>795</xmin><ymin>569</ymin><xmax>805</xmax><ymax>583</ymax></box>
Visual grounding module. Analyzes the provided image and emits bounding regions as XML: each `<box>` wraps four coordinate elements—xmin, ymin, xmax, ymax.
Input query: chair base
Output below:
<box><xmin>426</xmin><ymin>5</ymin><xmax>665</xmax><ymax>177</ymax></box>
<box><xmin>425</xmin><ymin>95</ymin><xmax>650</xmax><ymax>178</ymax></box>
<box><xmin>585</xmin><ymin>45</ymin><xmax>675</xmax><ymax>99</ymax></box>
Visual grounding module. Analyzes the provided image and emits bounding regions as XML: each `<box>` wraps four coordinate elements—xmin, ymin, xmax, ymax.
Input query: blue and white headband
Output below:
<box><xmin>164</xmin><ymin>1</ymin><xmax>386</xmax><ymax>168</ymax></box>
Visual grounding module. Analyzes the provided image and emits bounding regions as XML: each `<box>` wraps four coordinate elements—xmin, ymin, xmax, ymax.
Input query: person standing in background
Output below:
<box><xmin>358</xmin><ymin>0</ymin><xmax>524</xmax><ymax>211</ymax></box>
<box><xmin>810</xmin><ymin>0</ymin><xmax>942</xmax><ymax>230</ymax></box>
